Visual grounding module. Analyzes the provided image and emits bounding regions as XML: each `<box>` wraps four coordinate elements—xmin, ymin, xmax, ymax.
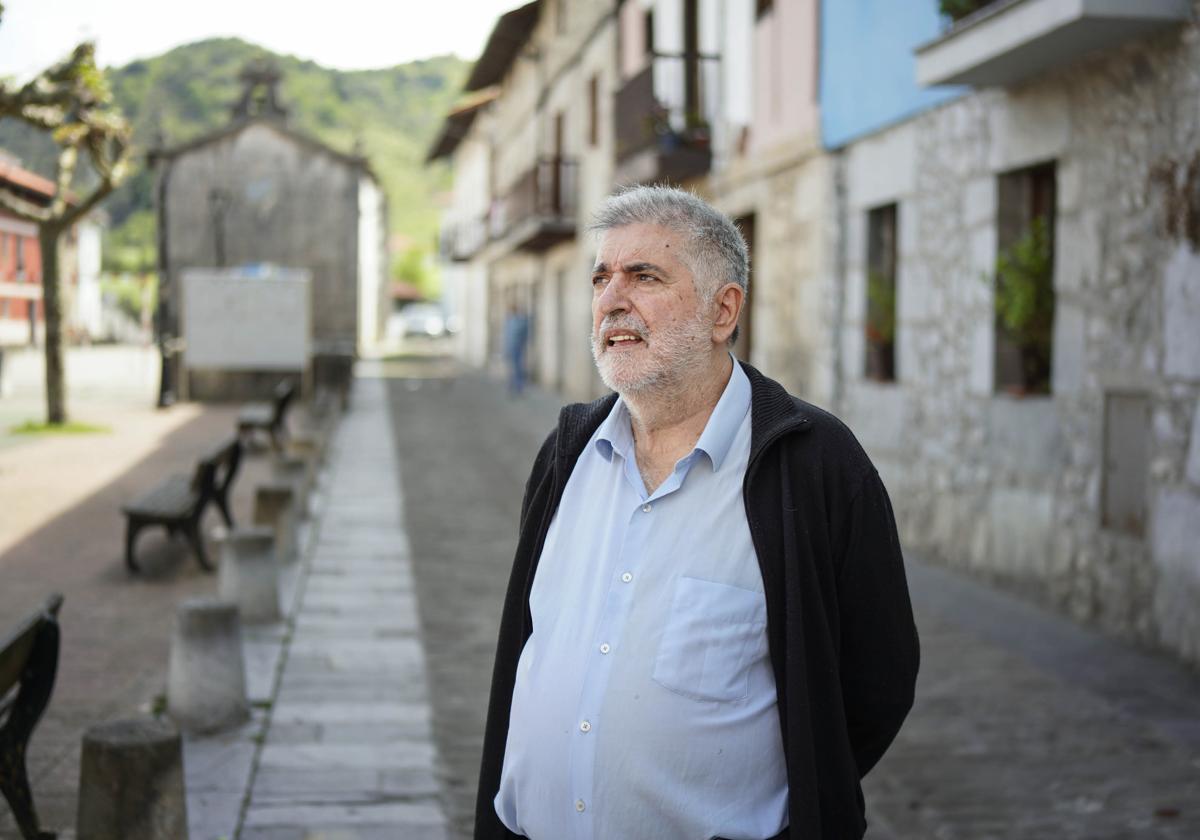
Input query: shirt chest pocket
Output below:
<box><xmin>651</xmin><ymin>576</ymin><xmax>769</xmax><ymax>703</ymax></box>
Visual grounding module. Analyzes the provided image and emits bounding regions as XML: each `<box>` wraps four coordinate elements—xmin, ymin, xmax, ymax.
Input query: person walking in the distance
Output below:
<box><xmin>503</xmin><ymin>303</ymin><xmax>531</xmax><ymax>395</ymax></box>
<box><xmin>477</xmin><ymin>186</ymin><xmax>919</xmax><ymax>840</ymax></box>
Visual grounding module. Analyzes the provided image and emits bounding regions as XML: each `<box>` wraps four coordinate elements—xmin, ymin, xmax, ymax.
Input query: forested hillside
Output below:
<box><xmin>0</xmin><ymin>38</ymin><xmax>468</xmax><ymax>274</ymax></box>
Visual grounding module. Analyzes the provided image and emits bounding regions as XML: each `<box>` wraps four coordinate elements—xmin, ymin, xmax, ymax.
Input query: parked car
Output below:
<box><xmin>388</xmin><ymin>303</ymin><xmax>446</xmax><ymax>340</ymax></box>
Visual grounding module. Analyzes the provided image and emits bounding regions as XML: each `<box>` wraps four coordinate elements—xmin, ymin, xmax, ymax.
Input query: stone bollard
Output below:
<box><xmin>167</xmin><ymin>598</ymin><xmax>249</xmax><ymax>733</ymax></box>
<box><xmin>218</xmin><ymin>527</ymin><xmax>281</xmax><ymax>624</ymax></box>
<box><xmin>288</xmin><ymin>427</ymin><xmax>328</xmax><ymax>464</ymax></box>
<box><xmin>254</xmin><ymin>483</ymin><xmax>297</xmax><ymax>564</ymax></box>
<box><xmin>272</xmin><ymin>453</ymin><xmax>313</xmax><ymax>518</ymax></box>
<box><xmin>76</xmin><ymin>718</ymin><xmax>188</xmax><ymax>840</ymax></box>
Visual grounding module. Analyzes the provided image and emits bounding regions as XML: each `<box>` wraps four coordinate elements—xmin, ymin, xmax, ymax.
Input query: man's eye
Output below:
<box><xmin>591</xmin><ymin>275</ymin><xmax>607</xmax><ymax>286</ymax></box>
<box><xmin>637</xmin><ymin>274</ymin><xmax>656</xmax><ymax>282</ymax></box>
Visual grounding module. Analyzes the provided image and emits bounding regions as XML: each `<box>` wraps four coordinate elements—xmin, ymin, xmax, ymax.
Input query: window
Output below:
<box><xmin>644</xmin><ymin>9</ymin><xmax>655</xmax><ymax>56</ymax></box>
<box><xmin>865</xmin><ymin>203</ymin><xmax>898</xmax><ymax>382</ymax></box>
<box><xmin>15</xmin><ymin>237</ymin><xmax>24</xmax><ymax>277</ymax></box>
<box><xmin>995</xmin><ymin>162</ymin><xmax>1056</xmax><ymax>395</ymax></box>
<box><xmin>588</xmin><ymin>75</ymin><xmax>600</xmax><ymax>147</ymax></box>
<box><xmin>756</xmin><ymin>0</ymin><xmax>775</xmax><ymax>18</ymax></box>
<box><xmin>1101</xmin><ymin>391</ymin><xmax>1148</xmax><ymax>536</ymax></box>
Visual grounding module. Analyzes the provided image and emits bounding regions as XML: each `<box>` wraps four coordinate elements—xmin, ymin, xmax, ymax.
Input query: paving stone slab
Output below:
<box><xmin>189</xmin><ymin>791</ymin><xmax>245</xmax><ymax>840</ymax></box>
<box><xmin>244</xmin><ymin>801</ymin><xmax>446</xmax><ymax>828</ymax></box>
<box><xmin>266</xmin><ymin>720</ymin><xmax>435</xmax><ymax>746</ymax></box>
<box><xmin>292</xmin><ymin>617</ymin><xmax>419</xmax><ymax>637</ymax></box>
<box><xmin>274</xmin><ymin>685</ymin><xmax>428</xmax><ymax>710</ymax></box>
<box><xmin>270</xmin><ymin>701</ymin><xmax>431</xmax><ymax>726</ymax></box>
<box><xmin>250</xmin><ymin>766</ymin><xmax>442</xmax><ymax>803</ymax></box>
<box><xmin>303</xmin><ymin>575</ymin><xmax>413</xmax><ymax>593</ymax></box>
<box><xmin>240</xmin><ymin>824</ymin><xmax>449</xmax><ymax>840</ymax></box>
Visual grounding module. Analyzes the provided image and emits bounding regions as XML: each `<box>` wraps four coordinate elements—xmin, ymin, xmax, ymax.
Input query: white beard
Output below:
<box><xmin>591</xmin><ymin>308</ymin><xmax>713</xmax><ymax>396</ymax></box>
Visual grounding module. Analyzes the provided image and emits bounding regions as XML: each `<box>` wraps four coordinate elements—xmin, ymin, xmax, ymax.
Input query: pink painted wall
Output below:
<box><xmin>619</xmin><ymin>1</ymin><xmax>649</xmax><ymax>82</ymax></box>
<box><xmin>751</xmin><ymin>0</ymin><xmax>819</xmax><ymax>154</ymax></box>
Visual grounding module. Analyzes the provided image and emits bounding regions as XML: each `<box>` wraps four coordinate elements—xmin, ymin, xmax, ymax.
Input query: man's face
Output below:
<box><xmin>590</xmin><ymin>223</ymin><xmax>715</xmax><ymax>395</ymax></box>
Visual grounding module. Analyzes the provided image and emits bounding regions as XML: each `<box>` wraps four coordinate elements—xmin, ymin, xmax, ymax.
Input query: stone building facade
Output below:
<box><xmin>432</xmin><ymin>0</ymin><xmax>1200</xmax><ymax>666</ymax></box>
<box><xmin>828</xmin><ymin>0</ymin><xmax>1200</xmax><ymax>664</ymax></box>
<box><xmin>154</xmin><ymin>67</ymin><xmax>388</xmax><ymax>400</ymax></box>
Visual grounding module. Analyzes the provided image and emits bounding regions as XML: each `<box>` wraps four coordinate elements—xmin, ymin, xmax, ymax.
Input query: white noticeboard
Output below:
<box><xmin>181</xmin><ymin>268</ymin><xmax>310</xmax><ymax>371</ymax></box>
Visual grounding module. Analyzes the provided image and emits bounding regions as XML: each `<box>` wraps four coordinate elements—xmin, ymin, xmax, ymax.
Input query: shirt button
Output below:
<box><xmin>621</xmin><ymin>572</ymin><xmax>633</xmax><ymax>583</ymax></box>
<box><xmin>599</xmin><ymin>643</ymin><xmax>611</xmax><ymax>654</ymax></box>
<box><xmin>579</xmin><ymin>720</ymin><xmax>591</xmax><ymax>732</ymax></box>
<box><xmin>642</xmin><ymin>503</ymin><xmax>652</xmax><ymax>512</ymax></box>
<box><xmin>576</xmin><ymin>799</ymin><xmax>586</xmax><ymax>813</ymax></box>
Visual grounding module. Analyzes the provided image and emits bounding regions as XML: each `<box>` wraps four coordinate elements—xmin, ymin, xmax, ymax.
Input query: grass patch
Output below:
<box><xmin>10</xmin><ymin>420</ymin><xmax>112</xmax><ymax>436</ymax></box>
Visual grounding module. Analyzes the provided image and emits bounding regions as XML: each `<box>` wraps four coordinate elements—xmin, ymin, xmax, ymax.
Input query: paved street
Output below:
<box><xmin>4</xmin><ymin>352</ymin><xmax>1200</xmax><ymax>839</ymax></box>
<box><xmin>384</xmin><ymin>356</ymin><xmax>1200</xmax><ymax>840</ymax></box>
<box><xmin>236</xmin><ymin>372</ymin><xmax>449</xmax><ymax>839</ymax></box>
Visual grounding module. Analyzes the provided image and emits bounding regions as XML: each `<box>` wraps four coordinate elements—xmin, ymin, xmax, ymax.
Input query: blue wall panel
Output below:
<box><xmin>820</xmin><ymin>0</ymin><xmax>966</xmax><ymax>149</ymax></box>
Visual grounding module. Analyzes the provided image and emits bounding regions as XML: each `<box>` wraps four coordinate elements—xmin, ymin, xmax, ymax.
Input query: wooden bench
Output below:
<box><xmin>121</xmin><ymin>438</ymin><xmax>242</xmax><ymax>573</ymax></box>
<box><xmin>237</xmin><ymin>379</ymin><xmax>297</xmax><ymax>451</ymax></box>
<box><xmin>0</xmin><ymin>593</ymin><xmax>63</xmax><ymax>840</ymax></box>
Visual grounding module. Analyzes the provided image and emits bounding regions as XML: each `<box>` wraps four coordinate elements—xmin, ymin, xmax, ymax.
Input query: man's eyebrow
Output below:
<box><xmin>624</xmin><ymin>261</ymin><xmax>665</xmax><ymax>275</ymax></box>
<box><xmin>590</xmin><ymin>260</ymin><xmax>669</xmax><ymax>276</ymax></box>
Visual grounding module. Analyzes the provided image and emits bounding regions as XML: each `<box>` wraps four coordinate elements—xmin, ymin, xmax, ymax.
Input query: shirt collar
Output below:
<box><xmin>593</xmin><ymin>356</ymin><xmax>751</xmax><ymax>473</ymax></box>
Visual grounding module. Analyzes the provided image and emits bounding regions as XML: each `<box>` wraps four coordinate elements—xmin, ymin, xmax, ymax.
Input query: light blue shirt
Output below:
<box><xmin>496</xmin><ymin>360</ymin><xmax>789</xmax><ymax>840</ymax></box>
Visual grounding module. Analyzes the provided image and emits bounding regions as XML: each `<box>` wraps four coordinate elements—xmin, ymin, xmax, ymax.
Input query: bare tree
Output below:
<box><xmin>0</xmin><ymin>3</ymin><xmax>133</xmax><ymax>424</ymax></box>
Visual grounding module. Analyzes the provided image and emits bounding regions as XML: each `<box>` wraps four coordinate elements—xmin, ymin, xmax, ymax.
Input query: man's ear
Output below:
<box><xmin>711</xmin><ymin>283</ymin><xmax>745</xmax><ymax>345</ymax></box>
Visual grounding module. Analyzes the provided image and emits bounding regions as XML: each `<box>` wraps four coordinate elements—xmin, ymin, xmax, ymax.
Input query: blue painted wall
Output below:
<box><xmin>819</xmin><ymin>0</ymin><xmax>966</xmax><ymax>149</ymax></box>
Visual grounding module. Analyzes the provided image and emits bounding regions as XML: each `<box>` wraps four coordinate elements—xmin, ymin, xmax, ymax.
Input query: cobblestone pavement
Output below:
<box><xmin>385</xmin><ymin>357</ymin><xmax>1200</xmax><ymax>840</ymax></box>
<box><xmin>232</xmin><ymin>371</ymin><xmax>449</xmax><ymax>839</ymax></box>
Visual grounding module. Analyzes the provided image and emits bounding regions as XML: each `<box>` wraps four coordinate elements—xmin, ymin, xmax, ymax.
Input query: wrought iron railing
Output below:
<box><xmin>615</xmin><ymin>53</ymin><xmax>719</xmax><ymax>163</ymax></box>
<box><xmin>489</xmin><ymin>157</ymin><xmax>578</xmax><ymax>240</ymax></box>
<box><xmin>438</xmin><ymin>218</ymin><xmax>488</xmax><ymax>262</ymax></box>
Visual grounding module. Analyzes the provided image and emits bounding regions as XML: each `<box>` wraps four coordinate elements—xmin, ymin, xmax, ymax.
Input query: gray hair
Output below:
<box><xmin>589</xmin><ymin>185</ymin><xmax>750</xmax><ymax>308</ymax></box>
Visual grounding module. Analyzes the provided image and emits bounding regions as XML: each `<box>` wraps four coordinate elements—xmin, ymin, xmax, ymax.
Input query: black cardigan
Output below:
<box><xmin>475</xmin><ymin>362</ymin><xmax>920</xmax><ymax>839</ymax></box>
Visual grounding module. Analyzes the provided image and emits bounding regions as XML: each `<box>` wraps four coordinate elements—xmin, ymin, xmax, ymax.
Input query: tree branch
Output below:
<box><xmin>61</xmin><ymin>144</ymin><xmax>133</xmax><ymax>228</ymax></box>
<box><xmin>49</xmin><ymin>144</ymin><xmax>78</xmax><ymax>218</ymax></box>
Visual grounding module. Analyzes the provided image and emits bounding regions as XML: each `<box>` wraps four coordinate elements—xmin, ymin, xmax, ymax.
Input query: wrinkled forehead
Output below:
<box><xmin>592</xmin><ymin>222</ymin><xmax>694</xmax><ymax>272</ymax></box>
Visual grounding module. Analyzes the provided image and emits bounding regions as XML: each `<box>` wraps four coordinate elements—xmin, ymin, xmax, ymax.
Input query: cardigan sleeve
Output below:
<box><xmin>474</xmin><ymin>430</ymin><xmax>558</xmax><ymax>840</ymax></box>
<box><xmin>835</xmin><ymin>468</ymin><xmax>920</xmax><ymax>778</ymax></box>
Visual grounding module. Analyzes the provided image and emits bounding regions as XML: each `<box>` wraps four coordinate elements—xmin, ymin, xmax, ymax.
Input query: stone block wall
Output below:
<box><xmin>836</xmin><ymin>16</ymin><xmax>1200</xmax><ymax>665</ymax></box>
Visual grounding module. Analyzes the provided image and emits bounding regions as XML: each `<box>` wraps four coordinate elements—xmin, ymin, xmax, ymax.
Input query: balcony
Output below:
<box><xmin>489</xmin><ymin>157</ymin><xmax>578</xmax><ymax>253</ymax></box>
<box><xmin>613</xmin><ymin>53</ymin><xmax>717</xmax><ymax>186</ymax></box>
<box><xmin>915</xmin><ymin>0</ymin><xmax>1191</xmax><ymax>88</ymax></box>
<box><xmin>438</xmin><ymin>217</ymin><xmax>487</xmax><ymax>262</ymax></box>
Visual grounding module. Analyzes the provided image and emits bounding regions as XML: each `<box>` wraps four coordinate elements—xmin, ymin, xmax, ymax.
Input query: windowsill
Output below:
<box><xmin>991</xmin><ymin>389</ymin><xmax>1052</xmax><ymax>401</ymax></box>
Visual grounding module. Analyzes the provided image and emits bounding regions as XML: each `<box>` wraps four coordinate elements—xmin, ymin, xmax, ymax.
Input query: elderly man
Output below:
<box><xmin>476</xmin><ymin>186</ymin><xmax>919</xmax><ymax>840</ymax></box>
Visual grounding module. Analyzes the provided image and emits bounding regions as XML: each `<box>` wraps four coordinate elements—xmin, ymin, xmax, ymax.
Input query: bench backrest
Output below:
<box><xmin>190</xmin><ymin>437</ymin><xmax>242</xmax><ymax>501</ymax></box>
<box><xmin>272</xmin><ymin>379</ymin><xmax>297</xmax><ymax>426</ymax></box>
<box><xmin>0</xmin><ymin>594</ymin><xmax>63</xmax><ymax>702</ymax></box>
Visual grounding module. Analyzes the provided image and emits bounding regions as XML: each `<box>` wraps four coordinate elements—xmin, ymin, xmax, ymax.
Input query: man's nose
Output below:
<box><xmin>596</xmin><ymin>273</ymin><xmax>632</xmax><ymax>316</ymax></box>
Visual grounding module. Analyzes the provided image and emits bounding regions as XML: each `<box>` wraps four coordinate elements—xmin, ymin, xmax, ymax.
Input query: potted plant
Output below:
<box><xmin>865</xmin><ymin>269</ymin><xmax>896</xmax><ymax>381</ymax></box>
<box><xmin>939</xmin><ymin>0</ymin><xmax>996</xmax><ymax>23</ymax></box>
<box><xmin>994</xmin><ymin>217</ymin><xmax>1054</xmax><ymax>393</ymax></box>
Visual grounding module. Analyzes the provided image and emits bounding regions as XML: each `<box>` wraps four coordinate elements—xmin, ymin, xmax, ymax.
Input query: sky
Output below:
<box><xmin>0</xmin><ymin>0</ymin><xmax>525</xmax><ymax>79</ymax></box>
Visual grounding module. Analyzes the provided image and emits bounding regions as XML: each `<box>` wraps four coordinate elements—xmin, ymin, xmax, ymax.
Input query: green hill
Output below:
<box><xmin>0</xmin><ymin>38</ymin><xmax>468</xmax><ymax>276</ymax></box>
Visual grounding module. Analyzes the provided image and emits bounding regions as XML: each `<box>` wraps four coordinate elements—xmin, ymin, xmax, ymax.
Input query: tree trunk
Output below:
<box><xmin>38</xmin><ymin>224</ymin><xmax>67</xmax><ymax>425</ymax></box>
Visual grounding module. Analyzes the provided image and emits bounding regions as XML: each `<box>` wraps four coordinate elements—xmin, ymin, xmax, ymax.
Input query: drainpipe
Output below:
<box><xmin>831</xmin><ymin>148</ymin><xmax>847</xmax><ymax>416</ymax></box>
